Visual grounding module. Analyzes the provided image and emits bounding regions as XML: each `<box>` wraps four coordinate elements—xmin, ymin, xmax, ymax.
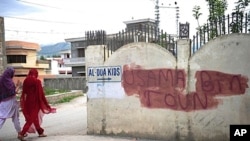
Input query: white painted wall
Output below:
<box><xmin>51</xmin><ymin>60</ymin><xmax>59</xmax><ymax>75</ymax></box>
<box><xmin>86</xmin><ymin>34</ymin><xmax>250</xmax><ymax>141</ymax></box>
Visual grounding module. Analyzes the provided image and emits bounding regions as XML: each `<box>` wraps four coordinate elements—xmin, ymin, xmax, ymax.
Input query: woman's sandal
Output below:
<box><xmin>38</xmin><ymin>134</ymin><xmax>47</xmax><ymax>137</ymax></box>
<box><xmin>17</xmin><ymin>134</ymin><xmax>25</xmax><ymax>141</ymax></box>
<box><xmin>17</xmin><ymin>132</ymin><xmax>27</xmax><ymax>141</ymax></box>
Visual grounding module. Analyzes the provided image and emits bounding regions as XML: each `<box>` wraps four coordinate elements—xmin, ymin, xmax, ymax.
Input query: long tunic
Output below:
<box><xmin>0</xmin><ymin>96</ymin><xmax>19</xmax><ymax>119</ymax></box>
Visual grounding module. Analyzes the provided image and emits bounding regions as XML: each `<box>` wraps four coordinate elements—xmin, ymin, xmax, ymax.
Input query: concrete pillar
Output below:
<box><xmin>85</xmin><ymin>45</ymin><xmax>107</xmax><ymax>135</ymax></box>
<box><xmin>0</xmin><ymin>17</ymin><xmax>6</xmax><ymax>73</ymax></box>
<box><xmin>177</xmin><ymin>39</ymin><xmax>191</xmax><ymax>94</ymax></box>
<box><xmin>176</xmin><ymin>39</ymin><xmax>193</xmax><ymax>140</ymax></box>
<box><xmin>85</xmin><ymin>45</ymin><xmax>107</xmax><ymax>68</ymax></box>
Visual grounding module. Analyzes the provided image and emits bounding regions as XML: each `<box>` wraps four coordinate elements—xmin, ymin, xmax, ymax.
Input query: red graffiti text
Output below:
<box><xmin>122</xmin><ymin>65</ymin><xmax>248</xmax><ymax>112</ymax></box>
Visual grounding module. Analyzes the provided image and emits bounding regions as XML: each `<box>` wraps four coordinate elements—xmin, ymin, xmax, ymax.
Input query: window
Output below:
<box><xmin>7</xmin><ymin>55</ymin><xmax>26</xmax><ymax>63</ymax></box>
<box><xmin>66</xmin><ymin>53</ymin><xmax>70</xmax><ymax>58</ymax></box>
<box><xmin>78</xmin><ymin>48</ymin><xmax>85</xmax><ymax>57</ymax></box>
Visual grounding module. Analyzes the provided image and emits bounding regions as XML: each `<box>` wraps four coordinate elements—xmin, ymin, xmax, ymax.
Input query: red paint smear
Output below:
<box><xmin>122</xmin><ymin>65</ymin><xmax>249</xmax><ymax>112</ymax></box>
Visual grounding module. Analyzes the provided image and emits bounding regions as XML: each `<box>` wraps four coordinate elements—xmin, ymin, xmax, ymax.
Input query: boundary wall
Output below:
<box><xmin>86</xmin><ymin>34</ymin><xmax>250</xmax><ymax>141</ymax></box>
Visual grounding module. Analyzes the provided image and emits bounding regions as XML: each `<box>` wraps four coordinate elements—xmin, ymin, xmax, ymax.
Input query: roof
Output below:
<box><xmin>59</xmin><ymin>49</ymin><xmax>71</xmax><ymax>54</ymax></box>
<box><xmin>123</xmin><ymin>18</ymin><xmax>156</xmax><ymax>25</ymax></box>
<box><xmin>65</xmin><ymin>37</ymin><xmax>86</xmax><ymax>42</ymax></box>
<box><xmin>5</xmin><ymin>40</ymin><xmax>40</xmax><ymax>50</ymax></box>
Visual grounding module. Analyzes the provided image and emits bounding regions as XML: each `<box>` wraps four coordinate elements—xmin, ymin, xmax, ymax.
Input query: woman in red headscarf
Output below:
<box><xmin>18</xmin><ymin>68</ymin><xmax>56</xmax><ymax>141</ymax></box>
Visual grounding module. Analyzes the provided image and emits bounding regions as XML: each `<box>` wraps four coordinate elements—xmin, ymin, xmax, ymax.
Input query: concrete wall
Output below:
<box><xmin>44</xmin><ymin>77</ymin><xmax>87</xmax><ymax>92</ymax></box>
<box><xmin>86</xmin><ymin>34</ymin><xmax>250</xmax><ymax>141</ymax></box>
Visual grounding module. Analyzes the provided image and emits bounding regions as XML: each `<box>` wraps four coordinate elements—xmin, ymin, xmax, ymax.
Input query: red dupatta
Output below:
<box><xmin>20</xmin><ymin>69</ymin><xmax>56</xmax><ymax>132</ymax></box>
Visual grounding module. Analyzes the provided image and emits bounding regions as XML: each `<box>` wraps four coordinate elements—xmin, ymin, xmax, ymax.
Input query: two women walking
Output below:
<box><xmin>0</xmin><ymin>68</ymin><xmax>56</xmax><ymax>141</ymax></box>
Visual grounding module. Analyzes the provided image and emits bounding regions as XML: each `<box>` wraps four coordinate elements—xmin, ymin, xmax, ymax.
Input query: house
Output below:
<box><xmin>5</xmin><ymin>40</ymin><xmax>49</xmax><ymax>76</ymax></box>
<box><xmin>46</xmin><ymin>49</ymin><xmax>72</xmax><ymax>75</ymax></box>
<box><xmin>123</xmin><ymin>18</ymin><xmax>157</xmax><ymax>32</ymax></box>
<box><xmin>59</xmin><ymin>49</ymin><xmax>72</xmax><ymax>75</ymax></box>
<box><xmin>64</xmin><ymin>37</ymin><xmax>86</xmax><ymax>76</ymax></box>
<box><xmin>65</xmin><ymin>18</ymin><xmax>159</xmax><ymax>77</ymax></box>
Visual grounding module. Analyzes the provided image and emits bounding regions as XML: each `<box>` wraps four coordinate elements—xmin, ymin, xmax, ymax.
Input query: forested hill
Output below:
<box><xmin>38</xmin><ymin>42</ymin><xmax>70</xmax><ymax>57</ymax></box>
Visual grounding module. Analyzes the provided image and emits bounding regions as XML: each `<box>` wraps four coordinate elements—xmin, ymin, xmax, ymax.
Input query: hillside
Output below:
<box><xmin>38</xmin><ymin>42</ymin><xmax>70</xmax><ymax>57</ymax></box>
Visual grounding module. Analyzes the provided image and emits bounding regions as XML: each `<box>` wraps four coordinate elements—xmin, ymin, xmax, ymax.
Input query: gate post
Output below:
<box><xmin>0</xmin><ymin>17</ymin><xmax>6</xmax><ymax>73</ymax></box>
<box><xmin>177</xmin><ymin>39</ymin><xmax>191</xmax><ymax>94</ymax></box>
<box><xmin>85</xmin><ymin>45</ymin><xmax>107</xmax><ymax>134</ymax></box>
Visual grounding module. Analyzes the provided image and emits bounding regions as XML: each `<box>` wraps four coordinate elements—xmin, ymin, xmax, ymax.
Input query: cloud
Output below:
<box><xmin>0</xmin><ymin>0</ymin><xmax>42</xmax><ymax>17</ymax></box>
<box><xmin>1</xmin><ymin>0</ymin><xmax>246</xmax><ymax>45</ymax></box>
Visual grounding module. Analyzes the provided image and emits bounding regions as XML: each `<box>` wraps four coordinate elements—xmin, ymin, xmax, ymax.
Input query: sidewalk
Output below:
<box><xmin>1</xmin><ymin>95</ymin><xmax>160</xmax><ymax>141</ymax></box>
<box><xmin>25</xmin><ymin>135</ymin><xmax>157</xmax><ymax>141</ymax></box>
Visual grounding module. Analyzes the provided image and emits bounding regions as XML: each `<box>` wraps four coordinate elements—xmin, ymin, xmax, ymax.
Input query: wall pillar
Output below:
<box><xmin>85</xmin><ymin>44</ymin><xmax>108</xmax><ymax>135</ymax></box>
<box><xmin>176</xmin><ymin>39</ymin><xmax>192</xmax><ymax>140</ymax></box>
<box><xmin>85</xmin><ymin>45</ymin><xmax>106</xmax><ymax>67</ymax></box>
<box><xmin>0</xmin><ymin>17</ymin><xmax>6</xmax><ymax>73</ymax></box>
<box><xmin>177</xmin><ymin>39</ymin><xmax>191</xmax><ymax>94</ymax></box>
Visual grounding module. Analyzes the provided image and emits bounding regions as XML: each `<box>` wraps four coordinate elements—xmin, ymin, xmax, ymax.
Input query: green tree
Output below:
<box><xmin>205</xmin><ymin>0</ymin><xmax>228</xmax><ymax>38</ymax></box>
<box><xmin>234</xmin><ymin>0</ymin><xmax>249</xmax><ymax>12</ymax></box>
<box><xmin>40</xmin><ymin>55</ymin><xmax>45</xmax><ymax>60</ymax></box>
<box><xmin>231</xmin><ymin>0</ymin><xmax>250</xmax><ymax>32</ymax></box>
<box><xmin>192</xmin><ymin>5</ymin><xmax>203</xmax><ymax>29</ymax></box>
<box><xmin>52</xmin><ymin>54</ymin><xmax>60</xmax><ymax>58</ymax></box>
<box><xmin>193</xmin><ymin>5</ymin><xmax>205</xmax><ymax>45</ymax></box>
<box><xmin>206</xmin><ymin>0</ymin><xmax>227</xmax><ymax>20</ymax></box>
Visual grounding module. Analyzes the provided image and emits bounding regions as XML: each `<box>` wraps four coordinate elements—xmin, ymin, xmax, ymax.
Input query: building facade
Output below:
<box><xmin>64</xmin><ymin>38</ymin><xmax>86</xmax><ymax>76</ymax></box>
<box><xmin>65</xmin><ymin>18</ymin><xmax>162</xmax><ymax>77</ymax></box>
<box><xmin>46</xmin><ymin>49</ymin><xmax>72</xmax><ymax>75</ymax></box>
<box><xmin>5</xmin><ymin>40</ymin><xmax>49</xmax><ymax>76</ymax></box>
<box><xmin>59</xmin><ymin>49</ymin><xmax>72</xmax><ymax>75</ymax></box>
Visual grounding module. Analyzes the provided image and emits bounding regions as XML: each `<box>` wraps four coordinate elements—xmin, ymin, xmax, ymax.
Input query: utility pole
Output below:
<box><xmin>158</xmin><ymin>1</ymin><xmax>179</xmax><ymax>37</ymax></box>
<box><xmin>176</xmin><ymin>6</ymin><xmax>179</xmax><ymax>37</ymax></box>
<box><xmin>155</xmin><ymin>0</ymin><xmax>160</xmax><ymax>29</ymax></box>
<box><xmin>152</xmin><ymin>0</ymin><xmax>179</xmax><ymax>38</ymax></box>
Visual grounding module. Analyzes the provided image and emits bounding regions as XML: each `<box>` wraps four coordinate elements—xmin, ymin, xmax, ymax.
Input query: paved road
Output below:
<box><xmin>0</xmin><ymin>95</ymin><xmax>87</xmax><ymax>141</ymax></box>
<box><xmin>0</xmin><ymin>95</ymin><xmax>157</xmax><ymax>141</ymax></box>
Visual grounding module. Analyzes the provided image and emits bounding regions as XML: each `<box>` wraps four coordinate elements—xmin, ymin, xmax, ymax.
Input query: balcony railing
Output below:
<box><xmin>63</xmin><ymin>57</ymin><xmax>85</xmax><ymax>66</ymax></box>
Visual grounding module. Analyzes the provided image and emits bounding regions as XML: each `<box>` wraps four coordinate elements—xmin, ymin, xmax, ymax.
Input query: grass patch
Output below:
<box><xmin>54</xmin><ymin>95</ymin><xmax>80</xmax><ymax>104</ymax></box>
<box><xmin>44</xmin><ymin>88</ymin><xmax>70</xmax><ymax>96</ymax></box>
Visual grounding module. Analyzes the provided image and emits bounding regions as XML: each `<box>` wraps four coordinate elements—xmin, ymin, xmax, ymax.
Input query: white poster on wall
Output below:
<box><xmin>87</xmin><ymin>82</ymin><xmax>125</xmax><ymax>99</ymax></box>
<box><xmin>87</xmin><ymin>66</ymin><xmax>125</xmax><ymax>99</ymax></box>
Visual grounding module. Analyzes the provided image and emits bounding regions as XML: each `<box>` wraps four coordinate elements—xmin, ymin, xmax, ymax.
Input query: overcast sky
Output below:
<box><xmin>0</xmin><ymin>0</ymin><xmax>247</xmax><ymax>45</ymax></box>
